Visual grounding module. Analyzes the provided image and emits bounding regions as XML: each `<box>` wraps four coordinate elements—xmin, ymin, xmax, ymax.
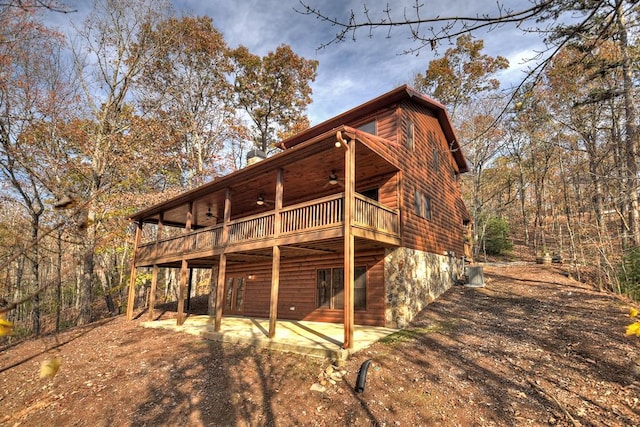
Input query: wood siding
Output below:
<box><xmin>224</xmin><ymin>250</ymin><xmax>386</xmax><ymax>326</ymax></box>
<box><xmin>397</xmin><ymin>101</ymin><xmax>468</xmax><ymax>256</ymax></box>
<box><xmin>345</xmin><ymin>100</ymin><xmax>468</xmax><ymax>256</ymax></box>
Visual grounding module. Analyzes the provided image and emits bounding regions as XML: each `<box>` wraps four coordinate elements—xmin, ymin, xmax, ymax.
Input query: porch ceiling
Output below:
<box><xmin>133</xmin><ymin>130</ymin><xmax>399</xmax><ymax>229</ymax></box>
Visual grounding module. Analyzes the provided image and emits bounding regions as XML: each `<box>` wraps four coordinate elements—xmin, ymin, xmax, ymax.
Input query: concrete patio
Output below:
<box><xmin>141</xmin><ymin>316</ymin><xmax>398</xmax><ymax>359</ymax></box>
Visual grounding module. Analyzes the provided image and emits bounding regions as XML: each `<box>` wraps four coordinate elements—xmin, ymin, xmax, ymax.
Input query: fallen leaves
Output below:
<box><xmin>39</xmin><ymin>357</ymin><xmax>62</xmax><ymax>379</ymax></box>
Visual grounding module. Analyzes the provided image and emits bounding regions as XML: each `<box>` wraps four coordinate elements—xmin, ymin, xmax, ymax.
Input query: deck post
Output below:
<box><xmin>148</xmin><ymin>213</ymin><xmax>163</xmax><ymax>321</ymax></box>
<box><xmin>207</xmin><ymin>265</ymin><xmax>217</xmax><ymax>322</ymax></box>
<box><xmin>177</xmin><ymin>202</ymin><xmax>193</xmax><ymax>326</ymax></box>
<box><xmin>343</xmin><ymin>136</ymin><xmax>355</xmax><ymax>349</ymax></box>
<box><xmin>126</xmin><ymin>220</ymin><xmax>142</xmax><ymax>321</ymax></box>
<box><xmin>148</xmin><ymin>265</ymin><xmax>158</xmax><ymax>321</ymax></box>
<box><xmin>269</xmin><ymin>245</ymin><xmax>281</xmax><ymax>338</ymax></box>
<box><xmin>215</xmin><ymin>254</ymin><xmax>226</xmax><ymax>331</ymax></box>
<box><xmin>186</xmin><ymin>267</ymin><xmax>194</xmax><ymax>311</ymax></box>
<box><xmin>215</xmin><ymin>189</ymin><xmax>231</xmax><ymax>331</ymax></box>
<box><xmin>269</xmin><ymin>169</ymin><xmax>284</xmax><ymax>338</ymax></box>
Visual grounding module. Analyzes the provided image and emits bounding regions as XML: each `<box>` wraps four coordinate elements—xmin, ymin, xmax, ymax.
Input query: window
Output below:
<box><xmin>415</xmin><ymin>190</ymin><xmax>432</xmax><ymax>220</ymax></box>
<box><xmin>433</xmin><ymin>148</ymin><xmax>439</xmax><ymax>172</ymax></box>
<box><xmin>358</xmin><ymin>120</ymin><xmax>377</xmax><ymax>135</ymax></box>
<box><xmin>359</xmin><ymin>188</ymin><xmax>379</xmax><ymax>202</ymax></box>
<box><xmin>406</xmin><ymin>120</ymin><xmax>414</xmax><ymax>150</ymax></box>
<box><xmin>316</xmin><ymin>266</ymin><xmax>367</xmax><ymax>310</ymax></box>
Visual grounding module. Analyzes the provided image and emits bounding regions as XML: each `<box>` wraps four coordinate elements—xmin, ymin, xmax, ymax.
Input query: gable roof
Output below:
<box><xmin>280</xmin><ymin>85</ymin><xmax>469</xmax><ymax>173</ymax></box>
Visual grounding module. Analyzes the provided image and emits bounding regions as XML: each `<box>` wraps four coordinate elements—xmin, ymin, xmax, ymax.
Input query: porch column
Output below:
<box><xmin>177</xmin><ymin>202</ymin><xmax>193</xmax><ymax>326</ymax></box>
<box><xmin>215</xmin><ymin>255</ymin><xmax>227</xmax><ymax>331</ymax></box>
<box><xmin>148</xmin><ymin>265</ymin><xmax>159</xmax><ymax>321</ymax></box>
<box><xmin>269</xmin><ymin>246</ymin><xmax>280</xmax><ymax>338</ymax></box>
<box><xmin>269</xmin><ymin>168</ymin><xmax>284</xmax><ymax>338</ymax></box>
<box><xmin>148</xmin><ymin>213</ymin><xmax>163</xmax><ymax>321</ymax></box>
<box><xmin>126</xmin><ymin>220</ymin><xmax>143</xmax><ymax>321</ymax></box>
<box><xmin>343</xmin><ymin>137</ymin><xmax>355</xmax><ymax>349</ymax></box>
<box><xmin>207</xmin><ymin>265</ymin><xmax>217</xmax><ymax>321</ymax></box>
<box><xmin>215</xmin><ymin>188</ymin><xmax>231</xmax><ymax>331</ymax></box>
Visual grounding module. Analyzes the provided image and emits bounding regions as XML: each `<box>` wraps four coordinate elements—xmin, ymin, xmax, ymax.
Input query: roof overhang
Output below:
<box><xmin>281</xmin><ymin>85</ymin><xmax>469</xmax><ymax>173</ymax></box>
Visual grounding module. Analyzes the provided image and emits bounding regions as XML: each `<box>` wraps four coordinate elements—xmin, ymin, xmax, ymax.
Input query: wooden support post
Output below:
<box><xmin>177</xmin><ymin>202</ymin><xmax>193</xmax><ymax>326</ymax></box>
<box><xmin>269</xmin><ymin>245</ymin><xmax>280</xmax><ymax>338</ymax></box>
<box><xmin>148</xmin><ymin>214</ymin><xmax>163</xmax><ymax>322</ymax></box>
<box><xmin>215</xmin><ymin>255</ymin><xmax>226</xmax><ymax>331</ymax></box>
<box><xmin>177</xmin><ymin>259</ymin><xmax>188</xmax><ymax>326</ymax></box>
<box><xmin>207</xmin><ymin>265</ymin><xmax>217</xmax><ymax>323</ymax></box>
<box><xmin>215</xmin><ymin>189</ymin><xmax>231</xmax><ymax>332</ymax></box>
<box><xmin>126</xmin><ymin>221</ymin><xmax>142</xmax><ymax>321</ymax></box>
<box><xmin>186</xmin><ymin>267</ymin><xmax>194</xmax><ymax>311</ymax></box>
<box><xmin>268</xmin><ymin>169</ymin><xmax>284</xmax><ymax>339</ymax></box>
<box><xmin>343</xmin><ymin>139</ymin><xmax>355</xmax><ymax>349</ymax></box>
<box><xmin>148</xmin><ymin>265</ymin><xmax>158</xmax><ymax>321</ymax></box>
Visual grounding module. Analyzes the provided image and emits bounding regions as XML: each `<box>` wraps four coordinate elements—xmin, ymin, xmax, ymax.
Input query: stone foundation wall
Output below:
<box><xmin>384</xmin><ymin>247</ymin><xmax>463</xmax><ymax>329</ymax></box>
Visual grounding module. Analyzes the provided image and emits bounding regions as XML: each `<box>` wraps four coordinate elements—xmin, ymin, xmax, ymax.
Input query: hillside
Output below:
<box><xmin>1</xmin><ymin>263</ymin><xmax>639</xmax><ymax>426</ymax></box>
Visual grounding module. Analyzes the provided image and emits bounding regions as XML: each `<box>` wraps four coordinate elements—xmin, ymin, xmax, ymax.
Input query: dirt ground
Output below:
<box><xmin>1</xmin><ymin>263</ymin><xmax>639</xmax><ymax>426</ymax></box>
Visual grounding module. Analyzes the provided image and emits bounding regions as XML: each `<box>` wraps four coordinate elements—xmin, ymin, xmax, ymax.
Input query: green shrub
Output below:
<box><xmin>483</xmin><ymin>216</ymin><xmax>513</xmax><ymax>255</ymax></box>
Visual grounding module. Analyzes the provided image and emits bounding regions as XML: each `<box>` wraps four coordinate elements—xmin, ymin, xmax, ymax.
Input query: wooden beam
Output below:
<box><xmin>126</xmin><ymin>221</ymin><xmax>142</xmax><ymax>321</ymax></box>
<box><xmin>186</xmin><ymin>267</ymin><xmax>194</xmax><ymax>311</ymax></box>
<box><xmin>207</xmin><ymin>265</ymin><xmax>217</xmax><ymax>323</ymax></box>
<box><xmin>148</xmin><ymin>213</ymin><xmax>163</xmax><ymax>321</ymax></box>
<box><xmin>285</xmin><ymin>245</ymin><xmax>336</xmax><ymax>255</ymax></box>
<box><xmin>269</xmin><ymin>169</ymin><xmax>284</xmax><ymax>338</ymax></box>
<box><xmin>177</xmin><ymin>259</ymin><xmax>188</xmax><ymax>326</ymax></box>
<box><xmin>343</xmin><ymin>139</ymin><xmax>356</xmax><ymax>349</ymax></box>
<box><xmin>215</xmin><ymin>189</ymin><xmax>232</xmax><ymax>331</ymax></box>
<box><xmin>269</xmin><ymin>245</ymin><xmax>281</xmax><ymax>338</ymax></box>
<box><xmin>148</xmin><ymin>265</ymin><xmax>158</xmax><ymax>321</ymax></box>
<box><xmin>215</xmin><ymin>254</ymin><xmax>226</xmax><ymax>331</ymax></box>
<box><xmin>177</xmin><ymin>202</ymin><xmax>193</xmax><ymax>326</ymax></box>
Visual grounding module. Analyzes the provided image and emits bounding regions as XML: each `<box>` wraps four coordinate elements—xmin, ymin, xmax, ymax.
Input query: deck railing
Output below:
<box><xmin>136</xmin><ymin>193</ymin><xmax>398</xmax><ymax>263</ymax></box>
<box><xmin>280</xmin><ymin>194</ymin><xmax>343</xmax><ymax>234</ymax></box>
<box><xmin>354</xmin><ymin>194</ymin><xmax>400</xmax><ymax>235</ymax></box>
<box><xmin>228</xmin><ymin>212</ymin><xmax>275</xmax><ymax>243</ymax></box>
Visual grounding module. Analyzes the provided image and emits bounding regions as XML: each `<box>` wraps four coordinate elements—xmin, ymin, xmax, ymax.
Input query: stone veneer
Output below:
<box><xmin>384</xmin><ymin>247</ymin><xmax>464</xmax><ymax>329</ymax></box>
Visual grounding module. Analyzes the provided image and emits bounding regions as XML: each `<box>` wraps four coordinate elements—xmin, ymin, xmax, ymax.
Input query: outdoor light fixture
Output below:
<box><xmin>334</xmin><ymin>140</ymin><xmax>342</xmax><ymax>148</ymax></box>
<box><xmin>256</xmin><ymin>195</ymin><xmax>265</xmax><ymax>206</ymax></box>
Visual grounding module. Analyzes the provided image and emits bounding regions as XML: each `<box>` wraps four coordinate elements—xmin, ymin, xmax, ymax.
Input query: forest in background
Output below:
<box><xmin>1</xmin><ymin>0</ymin><xmax>640</xmax><ymax>340</ymax></box>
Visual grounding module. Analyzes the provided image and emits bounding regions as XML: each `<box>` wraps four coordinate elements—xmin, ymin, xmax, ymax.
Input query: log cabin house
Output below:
<box><xmin>125</xmin><ymin>85</ymin><xmax>471</xmax><ymax>349</ymax></box>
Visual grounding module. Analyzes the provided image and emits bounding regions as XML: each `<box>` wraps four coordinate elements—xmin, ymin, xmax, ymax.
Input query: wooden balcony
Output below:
<box><xmin>135</xmin><ymin>193</ymin><xmax>399</xmax><ymax>266</ymax></box>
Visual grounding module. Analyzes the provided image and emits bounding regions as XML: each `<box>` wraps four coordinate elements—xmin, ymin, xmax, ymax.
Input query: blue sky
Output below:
<box><xmin>45</xmin><ymin>0</ymin><xmax>545</xmax><ymax>125</ymax></box>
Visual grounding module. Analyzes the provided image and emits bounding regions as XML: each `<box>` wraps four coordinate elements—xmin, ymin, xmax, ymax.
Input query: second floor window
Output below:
<box><xmin>358</xmin><ymin>120</ymin><xmax>377</xmax><ymax>135</ymax></box>
<box><xmin>406</xmin><ymin>120</ymin><xmax>414</xmax><ymax>150</ymax></box>
<box><xmin>415</xmin><ymin>190</ymin><xmax>432</xmax><ymax>220</ymax></box>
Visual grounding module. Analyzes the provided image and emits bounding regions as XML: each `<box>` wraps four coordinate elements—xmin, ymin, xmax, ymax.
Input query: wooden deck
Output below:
<box><xmin>135</xmin><ymin>193</ymin><xmax>400</xmax><ymax>267</ymax></box>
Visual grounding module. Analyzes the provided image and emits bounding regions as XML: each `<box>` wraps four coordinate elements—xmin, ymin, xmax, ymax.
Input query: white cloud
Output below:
<box><xmin>43</xmin><ymin>0</ymin><xmax>550</xmax><ymax>122</ymax></box>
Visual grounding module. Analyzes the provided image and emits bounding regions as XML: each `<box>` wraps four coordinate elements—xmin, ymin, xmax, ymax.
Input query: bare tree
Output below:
<box><xmin>0</xmin><ymin>6</ymin><xmax>70</xmax><ymax>335</ymax></box>
<box><xmin>70</xmin><ymin>0</ymin><xmax>171</xmax><ymax>324</ymax></box>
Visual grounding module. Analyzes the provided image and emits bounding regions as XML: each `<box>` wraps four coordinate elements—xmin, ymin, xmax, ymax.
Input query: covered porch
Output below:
<box><xmin>126</xmin><ymin>127</ymin><xmax>401</xmax><ymax>350</ymax></box>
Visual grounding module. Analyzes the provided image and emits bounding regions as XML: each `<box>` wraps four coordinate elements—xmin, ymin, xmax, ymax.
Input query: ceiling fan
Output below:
<box><xmin>205</xmin><ymin>206</ymin><xmax>217</xmax><ymax>219</ymax></box>
<box><xmin>256</xmin><ymin>194</ymin><xmax>274</xmax><ymax>206</ymax></box>
<box><xmin>323</xmin><ymin>170</ymin><xmax>344</xmax><ymax>188</ymax></box>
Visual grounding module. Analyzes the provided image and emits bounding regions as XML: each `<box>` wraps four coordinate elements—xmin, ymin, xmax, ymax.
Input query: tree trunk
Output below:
<box><xmin>56</xmin><ymin>228</ymin><xmax>63</xmax><ymax>332</ymax></box>
<box><xmin>30</xmin><ymin>214</ymin><xmax>41</xmax><ymax>336</ymax></box>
